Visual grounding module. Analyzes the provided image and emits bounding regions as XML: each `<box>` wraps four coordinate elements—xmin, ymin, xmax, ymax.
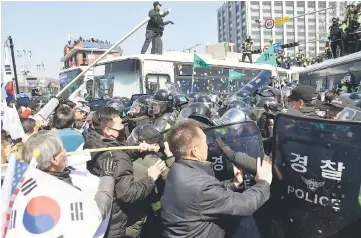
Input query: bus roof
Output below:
<box><xmin>295</xmin><ymin>51</ymin><xmax>361</xmax><ymax>74</ymax></box>
<box><xmin>94</xmin><ymin>51</ymin><xmax>283</xmax><ymax>71</ymax></box>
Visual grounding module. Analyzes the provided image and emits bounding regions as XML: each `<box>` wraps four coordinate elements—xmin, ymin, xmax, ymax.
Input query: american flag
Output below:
<box><xmin>2</xmin><ymin>160</ymin><xmax>29</xmax><ymax>238</ymax></box>
<box><xmin>79</xmin><ymin>121</ymin><xmax>89</xmax><ymax>133</ymax></box>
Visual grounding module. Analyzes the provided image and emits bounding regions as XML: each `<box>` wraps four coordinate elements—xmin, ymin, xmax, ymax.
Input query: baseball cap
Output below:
<box><xmin>153</xmin><ymin>1</ymin><xmax>162</xmax><ymax>7</ymax></box>
<box><xmin>323</xmin><ymin>96</ymin><xmax>355</xmax><ymax>110</ymax></box>
<box><xmin>288</xmin><ymin>85</ymin><xmax>316</xmax><ymax>102</ymax></box>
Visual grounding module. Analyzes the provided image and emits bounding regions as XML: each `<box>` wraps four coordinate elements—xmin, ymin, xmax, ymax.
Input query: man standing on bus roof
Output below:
<box><xmin>141</xmin><ymin>2</ymin><xmax>169</xmax><ymax>55</ymax></box>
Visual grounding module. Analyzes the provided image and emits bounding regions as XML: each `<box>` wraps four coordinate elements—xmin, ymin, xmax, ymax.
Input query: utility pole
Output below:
<box><xmin>8</xmin><ymin>36</ymin><xmax>20</xmax><ymax>94</ymax></box>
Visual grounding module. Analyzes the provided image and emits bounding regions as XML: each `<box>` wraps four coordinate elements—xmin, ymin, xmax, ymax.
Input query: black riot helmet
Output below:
<box><xmin>257</xmin><ymin>86</ymin><xmax>281</xmax><ymax>103</ymax></box>
<box><xmin>176</xmin><ymin>102</ymin><xmax>211</xmax><ymax>123</ymax></box>
<box><xmin>149</xmin><ymin>89</ymin><xmax>174</xmax><ymax>116</ymax></box>
<box><xmin>188</xmin><ymin>92</ymin><xmax>201</xmax><ymax>103</ymax></box>
<box><xmin>255</xmin><ymin>97</ymin><xmax>277</xmax><ymax>108</ymax></box>
<box><xmin>286</xmin><ymin>82</ymin><xmax>297</xmax><ymax>89</ymax></box>
<box><xmin>194</xmin><ymin>95</ymin><xmax>214</xmax><ymax>110</ymax></box>
<box><xmin>126</xmin><ymin>124</ymin><xmax>162</xmax><ymax>145</ymax></box>
<box><xmin>213</xmin><ymin>108</ymin><xmax>250</xmax><ymax>126</ymax></box>
<box><xmin>128</xmin><ymin>95</ymin><xmax>151</xmax><ymax>117</ymax></box>
<box><xmin>173</xmin><ymin>94</ymin><xmax>189</xmax><ymax>109</ymax></box>
<box><xmin>227</xmin><ymin>100</ymin><xmax>252</xmax><ymax>116</ymax></box>
<box><xmin>332</xmin><ymin>17</ymin><xmax>339</xmax><ymax>24</ymax></box>
<box><xmin>106</xmin><ymin>100</ymin><xmax>125</xmax><ymax>114</ymax></box>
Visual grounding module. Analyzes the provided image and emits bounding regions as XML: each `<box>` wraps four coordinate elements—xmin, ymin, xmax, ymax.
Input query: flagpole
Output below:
<box><xmin>275</xmin><ymin>65</ymin><xmax>284</xmax><ymax>108</ymax></box>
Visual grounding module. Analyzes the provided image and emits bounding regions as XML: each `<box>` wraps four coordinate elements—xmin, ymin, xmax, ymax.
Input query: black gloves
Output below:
<box><xmin>169</xmin><ymin>21</ymin><xmax>175</xmax><ymax>25</ymax></box>
<box><xmin>162</xmin><ymin>11</ymin><xmax>169</xmax><ymax>17</ymax></box>
<box><xmin>100</xmin><ymin>152</ymin><xmax>116</xmax><ymax>177</ymax></box>
<box><xmin>215</xmin><ymin>138</ymin><xmax>236</xmax><ymax>162</ymax></box>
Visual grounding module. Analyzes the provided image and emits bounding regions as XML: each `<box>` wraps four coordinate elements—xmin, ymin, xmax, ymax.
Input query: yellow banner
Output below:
<box><xmin>275</xmin><ymin>16</ymin><xmax>289</xmax><ymax>25</ymax></box>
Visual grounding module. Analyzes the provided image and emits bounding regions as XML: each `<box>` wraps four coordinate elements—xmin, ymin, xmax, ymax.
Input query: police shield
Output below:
<box><xmin>271</xmin><ymin>113</ymin><xmax>361</xmax><ymax>238</ymax></box>
<box><xmin>204</xmin><ymin>121</ymin><xmax>264</xmax><ymax>182</ymax></box>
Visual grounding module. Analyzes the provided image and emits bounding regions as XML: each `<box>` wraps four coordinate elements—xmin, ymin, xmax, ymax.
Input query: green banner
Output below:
<box><xmin>193</xmin><ymin>54</ymin><xmax>211</xmax><ymax>69</ymax></box>
<box><xmin>229</xmin><ymin>69</ymin><xmax>247</xmax><ymax>81</ymax></box>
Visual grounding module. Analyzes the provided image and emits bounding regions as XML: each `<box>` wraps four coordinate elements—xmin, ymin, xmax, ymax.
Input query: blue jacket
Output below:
<box><xmin>161</xmin><ymin>159</ymin><xmax>270</xmax><ymax>238</ymax></box>
<box><xmin>56</xmin><ymin>128</ymin><xmax>84</xmax><ymax>152</ymax></box>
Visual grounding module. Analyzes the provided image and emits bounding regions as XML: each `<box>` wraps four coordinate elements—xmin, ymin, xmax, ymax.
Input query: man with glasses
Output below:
<box><xmin>84</xmin><ymin>107</ymin><xmax>166</xmax><ymax>238</ymax></box>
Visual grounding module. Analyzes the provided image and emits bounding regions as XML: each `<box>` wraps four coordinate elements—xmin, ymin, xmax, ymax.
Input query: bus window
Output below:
<box><xmin>100</xmin><ymin>59</ymin><xmax>141</xmax><ymax>98</ymax></box>
<box><xmin>175</xmin><ymin>77</ymin><xmax>192</xmax><ymax>94</ymax></box>
<box><xmin>145</xmin><ymin>74</ymin><xmax>170</xmax><ymax>94</ymax></box>
<box><xmin>193</xmin><ymin>77</ymin><xmax>211</xmax><ymax>93</ymax></box>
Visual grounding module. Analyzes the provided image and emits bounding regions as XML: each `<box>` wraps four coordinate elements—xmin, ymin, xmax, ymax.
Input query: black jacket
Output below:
<box><xmin>146</xmin><ymin>8</ymin><xmax>163</xmax><ymax>31</ymax></box>
<box><xmin>84</xmin><ymin>128</ymin><xmax>155</xmax><ymax>238</ymax></box>
<box><xmin>161</xmin><ymin>159</ymin><xmax>270</xmax><ymax>238</ymax></box>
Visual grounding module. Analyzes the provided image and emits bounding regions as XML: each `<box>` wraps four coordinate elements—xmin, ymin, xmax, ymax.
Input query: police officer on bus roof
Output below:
<box><xmin>149</xmin><ymin>89</ymin><xmax>177</xmax><ymax>132</ymax></box>
<box><xmin>241</xmin><ymin>36</ymin><xmax>253</xmax><ymax>63</ymax></box>
<box><xmin>141</xmin><ymin>1</ymin><xmax>170</xmax><ymax>55</ymax></box>
<box><xmin>328</xmin><ymin>17</ymin><xmax>344</xmax><ymax>58</ymax></box>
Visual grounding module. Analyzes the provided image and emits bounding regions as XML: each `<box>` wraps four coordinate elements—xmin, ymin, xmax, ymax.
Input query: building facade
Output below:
<box><xmin>217</xmin><ymin>1</ymin><xmax>346</xmax><ymax>57</ymax></box>
<box><xmin>61</xmin><ymin>40</ymin><xmax>123</xmax><ymax>70</ymax></box>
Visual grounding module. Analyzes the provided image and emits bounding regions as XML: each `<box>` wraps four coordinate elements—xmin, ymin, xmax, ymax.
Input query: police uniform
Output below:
<box><xmin>328</xmin><ymin>18</ymin><xmax>344</xmax><ymax>58</ymax></box>
<box><xmin>242</xmin><ymin>38</ymin><xmax>253</xmax><ymax>63</ymax></box>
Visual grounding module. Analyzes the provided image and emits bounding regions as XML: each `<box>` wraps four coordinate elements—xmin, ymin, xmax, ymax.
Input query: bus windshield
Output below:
<box><xmin>93</xmin><ymin>59</ymin><xmax>141</xmax><ymax>98</ymax></box>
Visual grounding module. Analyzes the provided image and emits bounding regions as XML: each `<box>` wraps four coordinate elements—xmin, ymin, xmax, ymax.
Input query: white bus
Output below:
<box><xmin>293</xmin><ymin>51</ymin><xmax>361</xmax><ymax>91</ymax></box>
<box><xmin>60</xmin><ymin>52</ymin><xmax>291</xmax><ymax>99</ymax></box>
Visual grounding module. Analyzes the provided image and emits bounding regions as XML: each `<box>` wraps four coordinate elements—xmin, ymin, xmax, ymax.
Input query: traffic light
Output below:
<box><xmin>283</xmin><ymin>42</ymin><xmax>299</xmax><ymax>48</ymax></box>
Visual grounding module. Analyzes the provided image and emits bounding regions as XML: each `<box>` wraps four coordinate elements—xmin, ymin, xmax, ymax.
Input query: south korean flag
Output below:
<box><xmin>2</xmin><ymin>161</ymin><xmax>102</xmax><ymax>238</ymax></box>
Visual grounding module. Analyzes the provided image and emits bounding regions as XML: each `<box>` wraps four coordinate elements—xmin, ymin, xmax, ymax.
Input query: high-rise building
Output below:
<box><xmin>217</xmin><ymin>1</ymin><xmax>346</xmax><ymax>57</ymax></box>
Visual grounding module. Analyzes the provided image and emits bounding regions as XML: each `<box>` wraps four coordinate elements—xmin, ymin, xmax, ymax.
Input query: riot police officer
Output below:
<box><xmin>328</xmin><ymin>17</ymin><xmax>344</xmax><ymax>58</ymax></box>
<box><xmin>276</xmin><ymin>49</ymin><xmax>285</xmax><ymax>67</ymax></box>
<box><xmin>241</xmin><ymin>36</ymin><xmax>253</xmax><ymax>63</ymax></box>
<box><xmin>127</xmin><ymin>95</ymin><xmax>152</xmax><ymax>133</ymax></box>
<box><xmin>149</xmin><ymin>89</ymin><xmax>177</xmax><ymax>132</ymax></box>
<box><xmin>343</xmin><ymin>3</ymin><xmax>361</xmax><ymax>54</ymax></box>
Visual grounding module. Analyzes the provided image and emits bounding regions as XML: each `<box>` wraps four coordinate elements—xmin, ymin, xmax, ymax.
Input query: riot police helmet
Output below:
<box><xmin>227</xmin><ymin>100</ymin><xmax>252</xmax><ymax>116</ymax></box>
<box><xmin>149</xmin><ymin>89</ymin><xmax>174</xmax><ymax>116</ymax></box>
<box><xmin>127</xmin><ymin>95</ymin><xmax>151</xmax><ymax>117</ymax></box>
<box><xmin>213</xmin><ymin>108</ymin><xmax>250</xmax><ymax>126</ymax></box>
<box><xmin>332</xmin><ymin>17</ymin><xmax>339</xmax><ymax>23</ymax></box>
<box><xmin>286</xmin><ymin>82</ymin><xmax>297</xmax><ymax>88</ymax></box>
<box><xmin>194</xmin><ymin>95</ymin><xmax>214</xmax><ymax>110</ymax></box>
<box><xmin>173</xmin><ymin>94</ymin><xmax>189</xmax><ymax>109</ymax></box>
<box><xmin>255</xmin><ymin>96</ymin><xmax>277</xmax><ymax>108</ymax></box>
<box><xmin>188</xmin><ymin>92</ymin><xmax>201</xmax><ymax>103</ymax></box>
<box><xmin>176</xmin><ymin>102</ymin><xmax>211</xmax><ymax>123</ymax></box>
<box><xmin>127</xmin><ymin>124</ymin><xmax>162</xmax><ymax>145</ymax></box>
<box><xmin>349</xmin><ymin>91</ymin><xmax>361</xmax><ymax>103</ymax></box>
<box><xmin>355</xmin><ymin>100</ymin><xmax>361</xmax><ymax>109</ymax></box>
<box><xmin>258</xmin><ymin>86</ymin><xmax>281</xmax><ymax>101</ymax></box>
<box><xmin>106</xmin><ymin>100</ymin><xmax>126</xmax><ymax>115</ymax></box>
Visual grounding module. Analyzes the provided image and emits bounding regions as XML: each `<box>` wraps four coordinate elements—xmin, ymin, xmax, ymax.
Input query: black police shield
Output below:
<box><xmin>204</xmin><ymin>121</ymin><xmax>264</xmax><ymax>182</ymax></box>
<box><xmin>271</xmin><ymin>113</ymin><xmax>361</xmax><ymax>238</ymax></box>
<box><xmin>239</xmin><ymin>70</ymin><xmax>272</xmax><ymax>95</ymax></box>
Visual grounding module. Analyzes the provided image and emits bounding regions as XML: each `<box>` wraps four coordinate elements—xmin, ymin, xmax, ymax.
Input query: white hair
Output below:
<box><xmin>22</xmin><ymin>131</ymin><xmax>63</xmax><ymax>171</ymax></box>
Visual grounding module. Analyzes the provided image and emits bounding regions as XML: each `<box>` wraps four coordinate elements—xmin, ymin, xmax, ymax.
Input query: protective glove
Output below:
<box><xmin>215</xmin><ymin>138</ymin><xmax>236</xmax><ymax>161</ymax></box>
<box><xmin>100</xmin><ymin>152</ymin><xmax>116</xmax><ymax>177</ymax></box>
<box><xmin>169</xmin><ymin>21</ymin><xmax>175</xmax><ymax>25</ymax></box>
<box><xmin>162</xmin><ymin>11</ymin><xmax>169</xmax><ymax>17</ymax></box>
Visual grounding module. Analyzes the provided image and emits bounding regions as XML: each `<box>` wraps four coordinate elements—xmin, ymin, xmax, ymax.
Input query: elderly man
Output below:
<box><xmin>161</xmin><ymin>120</ymin><xmax>272</xmax><ymax>238</ymax></box>
<box><xmin>22</xmin><ymin>130</ymin><xmax>115</xmax><ymax>219</ymax></box>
